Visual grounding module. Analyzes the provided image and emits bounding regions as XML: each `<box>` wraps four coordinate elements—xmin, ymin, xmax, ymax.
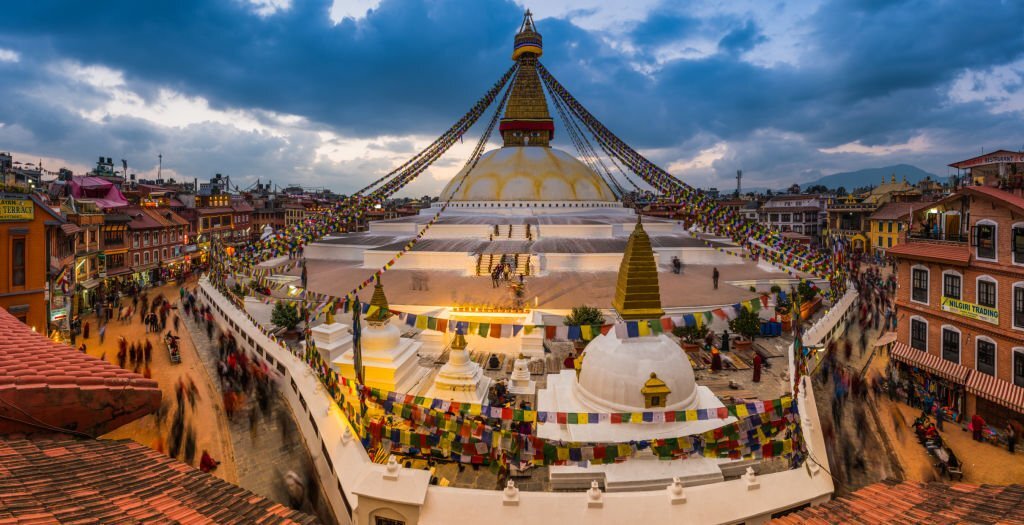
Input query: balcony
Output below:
<box><xmin>906</xmin><ymin>231</ymin><xmax>967</xmax><ymax>244</ymax></box>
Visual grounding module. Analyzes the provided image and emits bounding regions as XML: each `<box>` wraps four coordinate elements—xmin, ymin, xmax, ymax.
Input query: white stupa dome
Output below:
<box><xmin>361</xmin><ymin>322</ymin><xmax>401</xmax><ymax>354</ymax></box>
<box><xmin>439</xmin><ymin>146</ymin><xmax>617</xmax><ymax>202</ymax></box>
<box><xmin>576</xmin><ymin>333</ymin><xmax>698</xmax><ymax>412</ymax></box>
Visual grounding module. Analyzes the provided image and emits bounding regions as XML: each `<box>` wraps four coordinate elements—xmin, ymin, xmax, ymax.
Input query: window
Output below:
<box><xmin>133</xmin><ymin>233</ymin><xmax>139</xmax><ymax>248</ymax></box>
<box><xmin>977</xmin><ymin>278</ymin><xmax>996</xmax><ymax>308</ymax></box>
<box><xmin>781</xmin><ymin>214</ymin><xmax>791</xmax><ymax>222</ymax></box>
<box><xmin>133</xmin><ymin>253</ymin><xmax>140</xmax><ymax>266</ymax></box>
<box><xmin>11</xmin><ymin>237</ymin><xmax>26</xmax><ymax>287</ymax></box>
<box><xmin>143</xmin><ymin>232</ymin><xmax>150</xmax><ymax>247</ymax></box>
<box><xmin>1015</xmin><ymin>349</ymin><xmax>1024</xmax><ymax>387</ymax></box>
<box><xmin>910</xmin><ymin>318</ymin><xmax>927</xmax><ymax>351</ymax></box>
<box><xmin>974</xmin><ymin>222</ymin><xmax>996</xmax><ymax>260</ymax></box>
<box><xmin>977</xmin><ymin>339</ymin><xmax>996</xmax><ymax>376</ymax></box>
<box><xmin>161</xmin><ymin>232</ymin><xmax>166</xmax><ymax>244</ymax></box>
<box><xmin>1014</xmin><ymin>226</ymin><xmax>1024</xmax><ymax>264</ymax></box>
<box><xmin>770</xmin><ymin>214</ymin><xmax>779</xmax><ymax>223</ymax></box>
<box><xmin>888</xmin><ymin>221</ymin><xmax>893</xmax><ymax>233</ymax></box>
<box><xmin>912</xmin><ymin>267</ymin><xmax>929</xmax><ymax>303</ymax></box>
<box><xmin>941</xmin><ymin>327</ymin><xmax>960</xmax><ymax>364</ymax></box>
<box><xmin>1015</xmin><ymin>285</ymin><xmax>1024</xmax><ymax>330</ymax></box>
<box><xmin>943</xmin><ymin>273</ymin><xmax>961</xmax><ymax>299</ymax></box>
<box><xmin>162</xmin><ymin>248</ymin><xmax>168</xmax><ymax>260</ymax></box>
<box><xmin>153</xmin><ymin>250</ymin><xmax>158</xmax><ymax>263</ymax></box>
<box><xmin>143</xmin><ymin>251</ymin><xmax>150</xmax><ymax>264</ymax></box>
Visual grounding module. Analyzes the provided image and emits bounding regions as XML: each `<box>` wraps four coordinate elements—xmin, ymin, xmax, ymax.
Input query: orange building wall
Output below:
<box><xmin>0</xmin><ymin>196</ymin><xmax>51</xmax><ymax>333</ymax></box>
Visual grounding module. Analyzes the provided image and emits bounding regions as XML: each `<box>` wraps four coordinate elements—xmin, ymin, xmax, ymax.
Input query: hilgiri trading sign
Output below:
<box><xmin>0</xmin><ymin>198</ymin><xmax>34</xmax><ymax>222</ymax></box>
<box><xmin>941</xmin><ymin>296</ymin><xmax>998</xmax><ymax>325</ymax></box>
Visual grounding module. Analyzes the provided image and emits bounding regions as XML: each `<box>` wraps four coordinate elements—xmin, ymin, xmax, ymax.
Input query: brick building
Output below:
<box><xmin>125</xmin><ymin>206</ymin><xmax>189</xmax><ymax>285</ymax></box>
<box><xmin>889</xmin><ymin>185</ymin><xmax>1024</xmax><ymax>430</ymax></box>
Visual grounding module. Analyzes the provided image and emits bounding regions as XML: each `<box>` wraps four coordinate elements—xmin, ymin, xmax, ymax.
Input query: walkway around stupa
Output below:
<box><xmin>195</xmin><ymin>276</ymin><xmax>836</xmax><ymax>525</ymax></box>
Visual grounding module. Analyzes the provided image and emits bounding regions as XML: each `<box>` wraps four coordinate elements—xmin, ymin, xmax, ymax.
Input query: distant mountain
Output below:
<box><xmin>802</xmin><ymin>164</ymin><xmax>939</xmax><ymax>190</ymax></box>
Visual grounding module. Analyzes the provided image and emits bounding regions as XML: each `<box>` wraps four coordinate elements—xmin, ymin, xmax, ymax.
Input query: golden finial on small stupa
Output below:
<box><xmin>451</xmin><ymin>327</ymin><xmax>467</xmax><ymax>350</ymax></box>
<box><xmin>366</xmin><ymin>274</ymin><xmax>392</xmax><ymax>323</ymax></box>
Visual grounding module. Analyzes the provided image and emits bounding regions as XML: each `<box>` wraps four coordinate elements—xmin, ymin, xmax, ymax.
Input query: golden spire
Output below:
<box><xmin>451</xmin><ymin>328</ymin><xmax>467</xmax><ymax>350</ymax></box>
<box><xmin>366</xmin><ymin>275</ymin><xmax>392</xmax><ymax>322</ymax></box>
<box><xmin>612</xmin><ymin>215</ymin><xmax>665</xmax><ymax>320</ymax></box>
<box><xmin>501</xmin><ymin>10</ymin><xmax>553</xmax><ymax>148</ymax></box>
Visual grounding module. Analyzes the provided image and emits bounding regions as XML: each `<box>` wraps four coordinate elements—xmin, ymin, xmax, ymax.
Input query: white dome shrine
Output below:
<box><xmin>576</xmin><ymin>333</ymin><xmax>699</xmax><ymax>412</ymax></box>
<box><xmin>439</xmin><ymin>147</ymin><xmax>617</xmax><ymax>203</ymax></box>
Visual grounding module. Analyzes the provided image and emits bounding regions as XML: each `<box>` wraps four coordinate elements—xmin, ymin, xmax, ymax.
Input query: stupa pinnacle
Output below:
<box><xmin>612</xmin><ymin>216</ymin><xmax>665</xmax><ymax>320</ymax></box>
<box><xmin>500</xmin><ymin>10</ymin><xmax>553</xmax><ymax>148</ymax></box>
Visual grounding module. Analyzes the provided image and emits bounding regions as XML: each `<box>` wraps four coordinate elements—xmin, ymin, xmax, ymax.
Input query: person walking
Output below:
<box><xmin>752</xmin><ymin>352</ymin><xmax>763</xmax><ymax>383</ymax></box>
<box><xmin>83</xmin><ymin>321</ymin><xmax>90</xmax><ymax>340</ymax></box>
<box><xmin>1008</xmin><ymin>423</ymin><xmax>1017</xmax><ymax>454</ymax></box>
<box><xmin>712</xmin><ymin>267</ymin><xmax>720</xmax><ymax>290</ymax></box>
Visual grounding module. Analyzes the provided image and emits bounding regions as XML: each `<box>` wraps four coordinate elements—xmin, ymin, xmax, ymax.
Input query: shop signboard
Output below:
<box><xmin>940</xmin><ymin>296</ymin><xmax>998</xmax><ymax>325</ymax></box>
<box><xmin>0</xmin><ymin>198</ymin><xmax>34</xmax><ymax>222</ymax></box>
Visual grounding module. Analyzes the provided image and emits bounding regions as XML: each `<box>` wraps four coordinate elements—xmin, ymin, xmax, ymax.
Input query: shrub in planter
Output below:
<box><xmin>564</xmin><ymin>305</ymin><xmax>605</xmax><ymax>348</ymax></box>
<box><xmin>271</xmin><ymin>301</ymin><xmax>301</xmax><ymax>332</ymax></box>
<box><xmin>728</xmin><ymin>307</ymin><xmax>761</xmax><ymax>342</ymax></box>
<box><xmin>770</xmin><ymin>284</ymin><xmax>782</xmax><ymax>294</ymax></box>
<box><xmin>797</xmin><ymin>280</ymin><xmax>819</xmax><ymax>303</ymax></box>
<box><xmin>673</xmin><ymin>324</ymin><xmax>709</xmax><ymax>345</ymax></box>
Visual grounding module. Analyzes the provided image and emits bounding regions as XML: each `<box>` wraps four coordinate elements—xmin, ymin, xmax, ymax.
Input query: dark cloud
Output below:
<box><xmin>0</xmin><ymin>0</ymin><xmax>1022</xmax><ymax>193</ymax></box>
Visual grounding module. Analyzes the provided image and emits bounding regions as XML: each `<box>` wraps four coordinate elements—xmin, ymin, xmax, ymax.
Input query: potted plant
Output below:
<box><xmin>563</xmin><ymin>305</ymin><xmax>605</xmax><ymax>351</ymax></box>
<box><xmin>271</xmin><ymin>300</ymin><xmax>301</xmax><ymax>334</ymax></box>
<box><xmin>797</xmin><ymin>281</ymin><xmax>822</xmax><ymax>320</ymax></box>
<box><xmin>728</xmin><ymin>307</ymin><xmax>761</xmax><ymax>348</ymax></box>
<box><xmin>775</xmin><ymin>293</ymin><xmax>793</xmax><ymax>332</ymax></box>
<box><xmin>673</xmin><ymin>324</ymin><xmax>709</xmax><ymax>351</ymax></box>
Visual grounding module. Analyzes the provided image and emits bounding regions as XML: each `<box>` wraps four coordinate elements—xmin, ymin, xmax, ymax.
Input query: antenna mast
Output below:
<box><xmin>736</xmin><ymin>169</ymin><xmax>742</xmax><ymax>197</ymax></box>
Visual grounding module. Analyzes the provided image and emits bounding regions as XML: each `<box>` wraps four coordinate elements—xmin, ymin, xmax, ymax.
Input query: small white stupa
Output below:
<box><xmin>507</xmin><ymin>354</ymin><xmax>536</xmax><ymax>395</ymax></box>
<box><xmin>335</xmin><ymin>277</ymin><xmax>431</xmax><ymax>393</ymax></box>
<box><xmin>425</xmin><ymin>327</ymin><xmax>491</xmax><ymax>404</ymax></box>
<box><xmin>260</xmin><ymin>224</ymin><xmax>275</xmax><ymax>241</ymax></box>
<box><xmin>309</xmin><ymin>303</ymin><xmax>353</xmax><ymax>363</ymax></box>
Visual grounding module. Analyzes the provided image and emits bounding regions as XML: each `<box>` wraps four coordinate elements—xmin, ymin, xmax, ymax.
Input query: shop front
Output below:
<box><xmin>890</xmin><ymin>341</ymin><xmax>971</xmax><ymax>423</ymax></box>
<box><xmin>966</xmin><ymin>371</ymin><xmax>1024</xmax><ymax>441</ymax></box>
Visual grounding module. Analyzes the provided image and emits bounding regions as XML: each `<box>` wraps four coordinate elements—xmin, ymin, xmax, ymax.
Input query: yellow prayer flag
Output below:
<box><xmin>416</xmin><ymin>315</ymin><xmax>428</xmax><ymax>329</ymax></box>
<box><xmin>735</xmin><ymin>404</ymin><xmax>749</xmax><ymax>418</ymax></box>
<box><xmin>685</xmin><ymin>409</ymin><xmax>697</xmax><ymax>422</ymax></box>
<box><xmin>618</xmin><ymin>444</ymin><xmax>632</xmax><ymax>458</ymax></box>
<box><xmin>783</xmin><ymin>440</ymin><xmax>793</xmax><ymax>455</ymax></box>
<box><xmin>524</xmin><ymin>410</ymin><xmax>537</xmax><ymax>422</ymax></box>
<box><xmin>557</xmin><ymin>447</ymin><xmax>570</xmax><ymax>461</ymax></box>
<box><xmin>637</xmin><ymin>322</ymin><xmax>650</xmax><ymax>336</ymax></box>
<box><xmin>469</xmin><ymin>404</ymin><xmax>482</xmax><ymax>416</ymax></box>
<box><xmin>631</xmin><ymin>413</ymin><xmax>643</xmax><ymax>424</ymax></box>
<box><xmin>580</xmin><ymin>325</ymin><xmax>593</xmax><ymax>340</ymax></box>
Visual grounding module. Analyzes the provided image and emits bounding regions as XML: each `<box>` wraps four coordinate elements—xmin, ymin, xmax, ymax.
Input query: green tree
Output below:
<box><xmin>729</xmin><ymin>307</ymin><xmax>761</xmax><ymax>340</ymax></box>
<box><xmin>673</xmin><ymin>323</ymin><xmax>709</xmax><ymax>344</ymax></box>
<box><xmin>271</xmin><ymin>301</ymin><xmax>301</xmax><ymax>331</ymax></box>
<box><xmin>797</xmin><ymin>280</ymin><xmax>819</xmax><ymax>303</ymax></box>
<box><xmin>564</xmin><ymin>305</ymin><xmax>605</xmax><ymax>327</ymax></box>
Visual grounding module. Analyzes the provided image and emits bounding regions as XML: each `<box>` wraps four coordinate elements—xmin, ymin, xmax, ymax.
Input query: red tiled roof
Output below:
<box><xmin>0</xmin><ymin>438</ymin><xmax>318</xmax><ymax>524</ymax></box>
<box><xmin>770</xmin><ymin>479</ymin><xmax>1024</xmax><ymax>524</ymax></box>
<box><xmin>887</xmin><ymin>241</ymin><xmax>971</xmax><ymax>265</ymax></box>
<box><xmin>963</xmin><ymin>185</ymin><xmax>1024</xmax><ymax>216</ymax></box>
<box><xmin>890</xmin><ymin>341</ymin><xmax>971</xmax><ymax>383</ymax></box>
<box><xmin>868</xmin><ymin>201</ymin><xmax>930</xmax><ymax>221</ymax></box>
<box><xmin>0</xmin><ymin>308</ymin><xmax>160</xmax><ymax>437</ymax></box>
<box><xmin>966</xmin><ymin>371</ymin><xmax>1024</xmax><ymax>414</ymax></box>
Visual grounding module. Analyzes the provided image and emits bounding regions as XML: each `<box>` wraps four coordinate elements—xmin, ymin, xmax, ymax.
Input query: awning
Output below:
<box><xmin>890</xmin><ymin>341</ymin><xmax>971</xmax><ymax>384</ymax></box>
<box><xmin>60</xmin><ymin>223</ymin><xmax>81</xmax><ymax>236</ymax></box>
<box><xmin>873</xmin><ymin>331</ymin><xmax>897</xmax><ymax>347</ymax></box>
<box><xmin>80</xmin><ymin>278</ymin><xmax>101</xmax><ymax>290</ymax></box>
<box><xmin>966</xmin><ymin>371</ymin><xmax>1024</xmax><ymax>414</ymax></box>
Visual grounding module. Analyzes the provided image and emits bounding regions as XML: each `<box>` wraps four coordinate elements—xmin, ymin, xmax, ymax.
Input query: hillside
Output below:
<box><xmin>803</xmin><ymin>164</ymin><xmax>938</xmax><ymax>190</ymax></box>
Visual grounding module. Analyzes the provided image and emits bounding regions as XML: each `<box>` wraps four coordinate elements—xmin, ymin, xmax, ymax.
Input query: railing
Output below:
<box><xmin>907</xmin><ymin>231</ymin><xmax>967</xmax><ymax>243</ymax></box>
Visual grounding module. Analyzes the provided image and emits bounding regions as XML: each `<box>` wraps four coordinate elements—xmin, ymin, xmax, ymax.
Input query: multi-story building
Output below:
<box><xmin>866</xmin><ymin>201</ymin><xmax>935</xmax><ymax>256</ymax></box>
<box><xmin>758</xmin><ymin>194</ymin><xmax>827</xmax><ymax>238</ymax></box>
<box><xmin>63</xmin><ymin>198</ymin><xmax>107</xmax><ymax>312</ymax></box>
<box><xmin>826</xmin><ymin>175</ymin><xmax>921</xmax><ymax>252</ymax></box>
<box><xmin>229</xmin><ymin>197</ymin><xmax>253</xmax><ymax>243</ymax></box>
<box><xmin>284</xmin><ymin>200</ymin><xmax>307</xmax><ymax>228</ymax></box>
<box><xmin>125</xmin><ymin>207</ymin><xmax>189</xmax><ymax>285</ymax></box>
<box><xmin>0</xmin><ymin>192</ymin><xmax>69</xmax><ymax>333</ymax></box>
<box><xmin>889</xmin><ymin>184</ymin><xmax>1024</xmax><ymax>432</ymax></box>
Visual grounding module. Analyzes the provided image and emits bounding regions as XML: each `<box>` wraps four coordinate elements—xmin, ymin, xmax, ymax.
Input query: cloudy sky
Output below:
<box><xmin>1</xmin><ymin>0</ymin><xmax>1022</xmax><ymax>195</ymax></box>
